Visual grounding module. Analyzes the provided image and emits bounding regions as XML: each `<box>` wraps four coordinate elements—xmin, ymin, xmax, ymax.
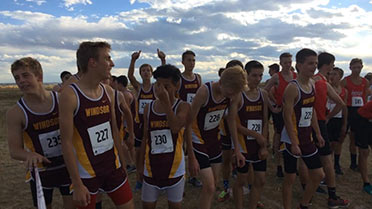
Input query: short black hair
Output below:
<box><xmin>318</xmin><ymin>52</ymin><xmax>335</xmax><ymax>69</ymax></box>
<box><xmin>225</xmin><ymin>60</ymin><xmax>243</xmax><ymax>69</ymax></box>
<box><xmin>244</xmin><ymin>60</ymin><xmax>264</xmax><ymax>74</ymax></box>
<box><xmin>182</xmin><ymin>50</ymin><xmax>196</xmax><ymax>61</ymax></box>
<box><xmin>153</xmin><ymin>64</ymin><xmax>181</xmax><ymax>85</ymax></box>
<box><xmin>117</xmin><ymin>75</ymin><xmax>128</xmax><ymax>87</ymax></box>
<box><xmin>218</xmin><ymin>68</ymin><xmax>226</xmax><ymax>77</ymax></box>
<box><xmin>268</xmin><ymin>63</ymin><xmax>280</xmax><ymax>72</ymax></box>
<box><xmin>60</xmin><ymin>71</ymin><xmax>72</xmax><ymax>80</ymax></box>
<box><xmin>296</xmin><ymin>48</ymin><xmax>317</xmax><ymax>64</ymax></box>
<box><xmin>111</xmin><ymin>75</ymin><xmax>117</xmax><ymax>81</ymax></box>
<box><xmin>333</xmin><ymin>67</ymin><xmax>344</xmax><ymax>78</ymax></box>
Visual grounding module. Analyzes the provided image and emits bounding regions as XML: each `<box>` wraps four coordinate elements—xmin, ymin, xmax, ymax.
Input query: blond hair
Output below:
<box><xmin>220</xmin><ymin>66</ymin><xmax>247</xmax><ymax>92</ymax></box>
<box><xmin>11</xmin><ymin>57</ymin><xmax>43</xmax><ymax>78</ymax></box>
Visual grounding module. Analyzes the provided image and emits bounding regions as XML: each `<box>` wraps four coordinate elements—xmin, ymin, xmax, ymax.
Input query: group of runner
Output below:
<box><xmin>6</xmin><ymin>41</ymin><xmax>372</xmax><ymax>209</ymax></box>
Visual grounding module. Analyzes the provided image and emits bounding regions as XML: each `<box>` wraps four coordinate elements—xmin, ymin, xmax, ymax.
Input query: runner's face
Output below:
<box><xmin>280</xmin><ymin>57</ymin><xmax>292</xmax><ymax>71</ymax></box>
<box><xmin>298</xmin><ymin>56</ymin><xmax>317</xmax><ymax>78</ymax></box>
<box><xmin>95</xmin><ymin>48</ymin><xmax>114</xmax><ymax>80</ymax></box>
<box><xmin>247</xmin><ymin>68</ymin><xmax>263</xmax><ymax>88</ymax></box>
<box><xmin>350</xmin><ymin>63</ymin><xmax>363</xmax><ymax>75</ymax></box>
<box><xmin>182</xmin><ymin>54</ymin><xmax>195</xmax><ymax>71</ymax></box>
<box><xmin>12</xmin><ymin>67</ymin><xmax>41</xmax><ymax>93</ymax></box>
<box><xmin>328</xmin><ymin>70</ymin><xmax>340</xmax><ymax>84</ymax></box>
<box><xmin>140</xmin><ymin>66</ymin><xmax>153</xmax><ymax>80</ymax></box>
<box><xmin>323</xmin><ymin>61</ymin><xmax>335</xmax><ymax>73</ymax></box>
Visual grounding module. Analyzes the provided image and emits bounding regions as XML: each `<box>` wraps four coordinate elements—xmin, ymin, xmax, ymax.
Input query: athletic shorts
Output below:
<box><xmin>30</xmin><ymin>180</ymin><xmax>71</xmax><ymax>207</ymax></box>
<box><xmin>272</xmin><ymin>111</ymin><xmax>284</xmax><ymax>134</ymax></box>
<box><xmin>236</xmin><ymin>159</ymin><xmax>266</xmax><ymax>173</ymax></box>
<box><xmin>327</xmin><ymin>118</ymin><xmax>344</xmax><ymax>142</ymax></box>
<box><xmin>313</xmin><ymin>120</ymin><xmax>332</xmax><ymax>156</ymax></box>
<box><xmin>347</xmin><ymin>107</ymin><xmax>360</xmax><ymax>132</ymax></box>
<box><xmin>283</xmin><ymin>150</ymin><xmax>322</xmax><ymax>174</ymax></box>
<box><xmin>77</xmin><ymin>179</ymin><xmax>132</xmax><ymax>209</ymax></box>
<box><xmin>142</xmin><ymin>176</ymin><xmax>185</xmax><ymax>203</ymax></box>
<box><xmin>194</xmin><ymin>146</ymin><xmax>222</xmax><ymax>170</ymax></box>
<box><xmin>355</xmin><ymin>114</ymin><xmax>372</xmax><ymax>149</ymax></box>
<box><xmin>221</xmin><ymin>134</ymin><xmax>232</xmax><ymax>150</ymax></box>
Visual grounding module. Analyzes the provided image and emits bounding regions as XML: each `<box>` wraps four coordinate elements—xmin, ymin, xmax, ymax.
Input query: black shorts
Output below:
<box><xmin>221</xmin><ymin>134</ymin><xmax>232</xmax><ymax>150</ymax></box>
<box><xmin>283</xmin><ymin>150</ymin><xmax>322</xmax><ymax>174</ymax></box>
<box><xmin>30</xmin><ymin>180</ymin><xmax>71</xmax><ymax>207</ymax></box>
<box><xmin>347</xmin><ymin>107</ymin><xmax>360</xmax><ymax>133</ymax></box>
<box><xmin>355</xmin><ymin>114</ymin><xmax>372</xmax><ymax>149</ymax></box>
<box><xmin>272</xmin><ymin>111</ymin><xmax>284</xmax><ymax>134</ymax></box>
<box><xmin>327</xmin><ymin>118</ymin><xmax>344</xmax><ymax>142</ymax></box>
<box><xmin>194</xmin><ymin>149</ymin><xmax>222</xmax><ymax>170</ymax></box>
<box><xmin>313</xmin><ymin>120</ymin><xmax>332</xmax><ymax>156</ymax></box>
<box><xmin>236</xmin><ymin>160</ymin><xmax>266</xmax><ymax>173</ymax></box>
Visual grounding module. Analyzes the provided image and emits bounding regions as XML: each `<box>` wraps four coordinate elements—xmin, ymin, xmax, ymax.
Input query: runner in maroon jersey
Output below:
<box><xmin>138</xmin><ymin>64</ymin><xmax>191</xmax><ymax>209</ymax></box>
<box><xmin>7</xmin><ymin>57</ymin><xmax>74</xmax><ymax>209</ymax></box>
<box><xmin>187</xmin><ymin>66</ymin><xmax>247</xmax><ymax>209</ymax></box>
<box><xmin>281</xmin><ymin>48</ymin><xmax>325</xmax><ymax>209</ymax></box>
<box><xmin>128</xmin><ymin>49</ymin><xmax>165</xmax><ymax>191</ymax></box>
<box><xmin>233</xmin><ymin>60</ymin><xmax>269</xmax><ymax>209</ymax></box>
<box><xmin>59</xmin><ymin>41</ymin><xmax>134</xmax><ymax>209</ymax></box>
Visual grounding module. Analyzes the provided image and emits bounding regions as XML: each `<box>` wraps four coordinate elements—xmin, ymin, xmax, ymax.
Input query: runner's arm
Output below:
<box><xmin>119</xmin><ymin>92</ymin><xmax>134</xmax><ymax>148</ymax></box>
<box><xmin>264</xmin><ymin>73</ymin><xmax>278</xmax><ymax>92</ymax></box>
<box><xmin>326</xmin><ymin>82</ymin><xmax>345</xmax><ymax>120</ymax></box>
<box><xmin>282</xmin><ymin>83</ymin><xmax>299</xmax><ymax>145</ymax></box>
<box><xmin>128</xmin><ymin>51</ymin><xmax>141</xmax><ymax>91</ymax></box>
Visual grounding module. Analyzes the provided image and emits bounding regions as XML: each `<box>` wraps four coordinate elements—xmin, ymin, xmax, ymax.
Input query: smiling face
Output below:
<box><xmin>12</xmin><ymin>67</ymin><xmax>42</xmax><ymax>94</ymax></box>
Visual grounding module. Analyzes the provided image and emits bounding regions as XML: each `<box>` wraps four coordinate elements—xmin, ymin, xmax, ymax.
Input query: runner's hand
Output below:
<box><xmin>290</xmin><ymin>144</ymin><xmax>302</xmax><ymax>156</ymax></box>
<box><xmin>25</xmin><ymin>152</ymin><xmax>50</xmax><ymax>170</ymax></box>
<box><xmin>73</xmin><ymin>184</ymin><xmax>91</xmax><ymax>207</ymax></box>
<box><xmin>157</xmin><ymin>49</ymin><xmax>166</xmax><ymax>60</ymax></box>
<box><xmin>188</xmin><ymin>155</ymin><xmax>200</xmax><ymax>177</ymax></box>
<box><xmin>258</xmin><ymin>147</ymin><xmax>268</xmax><ymax>160</ymax></box>
<box><xmin>316</xmin><ymin>134</ymin><xmax>325</xmax><ymax>148</ymax></box>
<box><xmin>131</xmin><ymin>50</ymin><xmax>141</xmax><ymax>61</ymax></box>
<box><xmin>155</xmin><ymin>82</ymin><xmax>170</xmax><ymax>105</ymax></box>
<box><xmin>235</xmin><ymin>151</ymin><xmax>246</xmax><ymax>168</ymax></box>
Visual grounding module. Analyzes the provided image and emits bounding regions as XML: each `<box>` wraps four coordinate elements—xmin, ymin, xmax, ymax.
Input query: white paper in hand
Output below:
<box><xmin>34</xmin><ymin>168</ymin><xmax>47</xmax><ymax>209</ymax></box>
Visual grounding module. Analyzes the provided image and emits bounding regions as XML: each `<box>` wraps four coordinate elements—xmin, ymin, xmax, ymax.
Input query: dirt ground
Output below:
<box><xmin>0</xmin><ymin>86</ymin><xmax>371</xmax><ymax>209</ymax></box>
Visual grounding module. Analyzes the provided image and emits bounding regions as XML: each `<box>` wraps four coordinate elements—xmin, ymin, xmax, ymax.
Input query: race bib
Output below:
<box><xmin>87</xmin><ymin>121</ymin><xmax>114</xmax><ymax>156</ymax></box>
<box><xmin>327</xmin><ymin>102</ymin><xmax>342</xmax><ymax>118</ymax></box>
<box><xmin>187</xmin><ymin>93</ymin><xmax>196</xmax><ymax>104</ymax></box>
<box><xmin>352</xmin><ymin>96</ymin><xmax>363</xmax><ymax>107</ymax></box>
<box><xmin>38</xmin><ymin>130</ymin><xmax>62</xmax><ymax>158</ymax></box>
<box><xmin>298</xmin><ymin>107</ymin><xmax>312</xmax><ymax>127</ymax></box>
<box><xmin>150</xmin><ymin>129</ymin><xmax>173</xmax><ymax>154</ymax></box>
<box><xmin>139</xmin><ymin>99</ymin><xmax>152</xmax><ymax>114</ymax></box>
<box><xmin>204</xmin><ymin>109</ymin><xmax>225</xmax><ymax>131</ymax></box>
<box><xmin>247</xmin><ymin>120</ymin><xmax>262</xmax><ymax>140</ymax></box>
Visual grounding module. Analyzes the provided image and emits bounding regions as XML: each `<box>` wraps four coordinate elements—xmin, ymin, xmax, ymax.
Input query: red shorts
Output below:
<box><xmin>77</xmin><ymin>178</ymin><xmax>132</xmax><ymax>209</ymax></box>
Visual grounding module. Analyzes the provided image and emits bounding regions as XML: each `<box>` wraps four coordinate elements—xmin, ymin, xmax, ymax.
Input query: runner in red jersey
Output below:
<box><xmin>7</xmin><ymin>57</ymin><xmax>74</xmax><ymax>209</ymax></box>
<box><xmin>233</xmin><ymin>60</ymin><xmax>269</xmax><ymax>209</ymax></box>
<box><xmin>138</xmin><ymin>64</ymin><xmax>191</xmax><ymax>209</ymax></box>
<box><xmin>327</xmin><ymin>67</ymin><xmax>348</xmax><ymax>175</ymax></box>
<box><xmin>59</xmin><ymin>41</ymin><xmax>134</xmax><ymax>209</ymax></box>
<box><xmin>341</xmin><ymin>58</ymin><xmax>370</xmax><ymax>171</ymax></box>
<box><xmin>311</xmin><ymin>52</ymin><xmax>349</xmax><ymax>208</ymax></box>
<box><xmin>187</xmin><ymin>66</ymin><xmax>247</xmax><ymax>209</ymax></box>
<box><xmin>265</xmin><ymin>52</ymin><xmax>296</xmax><ymax>177</ymax></box>
<box><xmin>128</xmin><ymin>49</ymin><xmax>165</xmax><ymax>191</ymax></box>
<box><xmin>281</xmin><ymin>49</ymin><xmax>325</xmax><ymax>209</ymax></box>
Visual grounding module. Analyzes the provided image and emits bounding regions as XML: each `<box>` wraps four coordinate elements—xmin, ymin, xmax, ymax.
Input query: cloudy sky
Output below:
<box><xmin>1</xmin><ymin>0</ymin><xmax>372</xmax><ymax>83</ymax></box>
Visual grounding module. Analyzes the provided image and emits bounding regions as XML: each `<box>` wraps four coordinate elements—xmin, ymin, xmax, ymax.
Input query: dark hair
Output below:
<box><xmin>318</xmin><ymin>52</ymin><xmax>335</xmax><ymax>69</ymax></box>
<box><xmin>117</xmin><ymin>75</ymin><xmax>128</xmax><ymax>87</ymax></box>
<box><xmin>60</xmin><ymin>71</ymin><xmax>72</xmax><ymax>80</ymax></box>
<box><xmin>225</xmin><ymin>60</ymin><xmax>243</xmax><ymax>69</ymax></box>
<box><xmin>139</xmin><ymin>63</ymin><xmax>153</xmax><ymax>74</ymax></box>
<box><xmin>182</xmin><ymin>50</ymin><xmax>196</xmax><ymax>61</ymax></box>
<box><xmin>244</xmin><ymin>60</ymin><xmax>264</xmax><ymax>74</ymax></box>
<box><xmin>364</xmin><ymin>73</ymin><xmax>372</xmax><ymax>81</ymax></box>
<box><xmin>333</xmin><ymin>67</ymin><xmax>344</xmax><ymax>78</ymax></box>
<box><xmin>268</xmin><ymin>63</ymin><xmax>280</xmax><ymax>72</ymax></box>
<box><xmin>111</xmin><ymin>75</ymin><xmax>117</xmax><ymax>81</ymax></box>
<box><xmin>350</xmin><ymin>58</ymin><xmax>363</xmax><ymax>66</ymax></box>
<box><xmin>296</xmin><ymin>48</ymin><xmax>317</xmax><ymax>64</ymax></box>
<box><xmin>76</xmin><ymin>41</ymin><xmax>111</xmax><ymax>73</ymax></box>
<box><xmin>279</xmin><ymin>52</ymin><xmax>292</xmax><ymax>60</ymax></box>
<box><xmin>218</xmin><ymin>68</ymin><xmax>226</xmax><ymax>77</ymax></box>
<box><xmin>153</xmin><ymin>64</ymin><xmax>181</xmax><ymax>85</ymax></box>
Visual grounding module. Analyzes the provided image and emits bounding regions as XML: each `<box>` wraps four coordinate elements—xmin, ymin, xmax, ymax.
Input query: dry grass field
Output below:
<box><xmin>0</xmin><ymin>85</ymin><xmax>371</xmax><ymax>209</ymax></box>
